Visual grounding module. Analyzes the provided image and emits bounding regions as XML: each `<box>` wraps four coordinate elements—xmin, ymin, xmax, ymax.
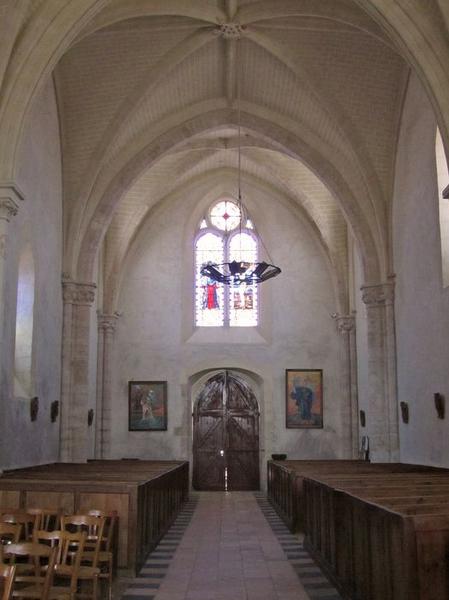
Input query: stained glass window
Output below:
<box><xmin>210</xmin><ymin>200</ymin><xmax>241</xmax><ymax>231</ymax></box>
<box><xmin>195</xmin><ymin>233</ymin><xmax>224</xmax><ymax>326</ymax></box>
<box><xmin>229</xmin><ymin>233</ymin><xmax>258</xmax><ymax>327</ymax></box>
<box><xmin>195</xmin><ymin>200</ymin><xmax>259</xmax><ymax>327</ymax></box>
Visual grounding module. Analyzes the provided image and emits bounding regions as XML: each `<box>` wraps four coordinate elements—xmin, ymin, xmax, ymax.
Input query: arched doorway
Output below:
<box><xmin>193</xmin><ymin>371</ymin><xmax>260</xmax><ymax>491</ymax></box>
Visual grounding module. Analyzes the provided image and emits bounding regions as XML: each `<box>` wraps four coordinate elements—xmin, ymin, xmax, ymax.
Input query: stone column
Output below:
<box><xmin>0</xmin><ymin>185</ymin><xmax>23</xmax><ymax>471</ymax></box>
<box><xmin>335</xmin><ymin>313</ymin><xmax>358</xmax><ymax>458</ymax></box>
<box><xmin>96</xmin><ymin>313</ymin><xmax>120</xmax><ymax>459</ymax></box>
<box><xmin>361</xmin><ymin>280</ymin><xmax>399</xmax><ymax>461</ymax></box>
<box><xmin>0</xmin><ymin>186</ymin><xmax>23</xmax><ymax>372</ymax></box>
<box><xmin>60</xmin><ymin>278</ymin><xmax>96</xmax><ymax>462</ymax></box>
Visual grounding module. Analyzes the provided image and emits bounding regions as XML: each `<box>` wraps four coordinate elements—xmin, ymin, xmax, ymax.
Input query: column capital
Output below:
<box><xmin>0</xmin><ymin>183</ymin><xmax>24</xmax><ymax>221</ymax></box>
<box><xmin>361</xmin><ymin>281</ymin><xmax>394</xmax><ymax>306</ymax></box>
<box><xmin>333</xmin><ymin>313</ymin><xmax>356</xmax><ymax>334</ymax></box>
<box><xmin>62</xmin><ymin>278</ymin><xmax>96</xmax><ymax>306</ymax></box>
<box><xmin>97</xmin><ymin>312</ymin><xmax>120</xmax><ymax>333</ymax></box>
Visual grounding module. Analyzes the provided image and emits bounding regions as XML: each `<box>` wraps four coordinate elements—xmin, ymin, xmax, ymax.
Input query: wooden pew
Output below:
<box><xmin>302</xmin><ymin>469</ymin><xmax>449</xmax><ymax>600</ymax></box>
<box><xmin>0</xmin><ymin>460</ymin><xmax>189</xmax><ymax>575</ymax></box>
<box><xmin>267</xmin><ymin>460</ymin><xmax>443</xmax><ymax>532</ymax></box>
<box><xmin>267</xmin><ymin>460</ymin><xmax>369</xmax><ymax>530</ymax></box>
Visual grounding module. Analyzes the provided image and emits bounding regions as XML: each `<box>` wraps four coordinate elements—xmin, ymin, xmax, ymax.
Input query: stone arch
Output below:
<box><xmin>0</xmin><ymin>0</ymin><xmax>109</xmax><ymax>182</ymax></box>
<box><xmin>74</xmin><ymin>105</ymin><xmax>382</xmax><ymax>285</ymax></box>
<box><xmin>0</xmin><ymin>0</ymin><xmax>448</xmax><ymax>195</ymax></box>
<box><xmin>353</xmin><ymin>0</ymin><xmax>449</xmax><ymax>150</ymax></box>
<box><xmin>107</xmin><ymin>168</ymin><xmax>348</xmax><ymax>318</ymax></box>
<box><xmin>72</xmin><ymin>16</ymin><xmax>387</xmax><ymax>230</ymax></box>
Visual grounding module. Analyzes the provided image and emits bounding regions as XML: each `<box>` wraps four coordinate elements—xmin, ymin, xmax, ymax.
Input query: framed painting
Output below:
<box><xmin>128</xmin><ymin>381</ymin><xmax>167</xmax><ymax>431</ymax></box>
<box><xmin>286</xmin><ymin>369</ymin><xmax>323</xmax><ymax>428</ymax></box>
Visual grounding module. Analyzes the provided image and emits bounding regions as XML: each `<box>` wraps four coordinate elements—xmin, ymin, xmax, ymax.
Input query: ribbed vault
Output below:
<box><xmin>0</xmin><ymin>0</ymin><xmax>448</xmax><ymax>301</ymax></box>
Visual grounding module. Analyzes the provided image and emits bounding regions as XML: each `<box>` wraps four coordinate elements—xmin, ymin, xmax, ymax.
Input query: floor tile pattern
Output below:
<box><xmin>148</xmin><ymin>491</ymin><xmax>310</xmax><ymax>600</ymax></box>
<box><xmin>120</xmin><ymin>497</ymin><xmax>198</xmax><ymax>600</ymax></box>
<box><xmin>119</xmin><ymin>491</ymin><xmax>342</xmax><ymax>600</ymax></box>
<box><xmin>255</xmin><ymin>494</ymin><xmax>342</xmax><ymax>600</ymax></box>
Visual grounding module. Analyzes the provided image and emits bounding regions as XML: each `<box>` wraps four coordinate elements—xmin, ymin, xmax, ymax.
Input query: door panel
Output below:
<box><xmin>193</xmin><ymin>371</ymin><xmax>259</xmax><ymax>491</ymax></box>
<box><xmin>227</xmin><ymin>414</ymin><xmax>259</xmax><ymax>490</ymax></box>
<box><xmin>193</xmin><ymin>412</ymin><xmax>224</xmax><ymax>490</ymax></box>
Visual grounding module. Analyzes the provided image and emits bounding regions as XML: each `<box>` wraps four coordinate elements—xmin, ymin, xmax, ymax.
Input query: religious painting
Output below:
<box><xmin>128</xmin><ymin>381</ymin><xmax>167</xmax><ymax>431</ymax></box>
<box><xmin>285</xmin><ymin>369</ymin><xmax>323</xmax><ymax>428</ymax></box>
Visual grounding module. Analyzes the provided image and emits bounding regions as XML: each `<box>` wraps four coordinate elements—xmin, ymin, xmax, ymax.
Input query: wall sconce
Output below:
<box><xmin>87</xmin><ymin>409</ymin><xmax>94</xmax><ymax>427</ymax></box>
<box><xmin>50</xmin><ymin>401</ymin><xmax>59</xmax><ymax>423</ymax></box>
<box><xmin>359</xmin><ymin>410</ymin><xmax>366</xmax><ymax>428</ymax></box>
<box><xmin>30</xmin><ymin>397</ymin><xmax>39</xmax><ymax>422</ymax></box>
<box><xmin>434</xmin><ymin>393</ymin><xmax>445</xmax><ymax>419</ymax></box>
<box><xmin>400</xmin><ymin>401</ymin><xmax>409</xmax><ymax>424</ymax></box>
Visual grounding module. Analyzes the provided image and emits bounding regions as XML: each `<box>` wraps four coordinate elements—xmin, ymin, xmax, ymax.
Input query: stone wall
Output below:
<box><xmin>110</xmin><ymin>180</ymin><xmax>352</xmax><ymax>482</ymax></box>
<box><xmin>393</xmin><ymin>73</ymin><xmax>449</xmax><ymax>467</ymax></box>
<box><xmin>0</xmin><ymin>76</ymin><xmax>63</xmax><ymax>470</ymax></box>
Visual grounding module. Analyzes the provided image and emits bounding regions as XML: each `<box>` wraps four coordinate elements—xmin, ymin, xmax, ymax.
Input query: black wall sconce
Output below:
<box><xmin>30</xmin><ymin>397</ymin><xmax>39</xmax><ymax>422</ymax></box>
<box><xmin>50</xmin><ymin>400</ymin><xmax>59</xmax><ymax>423</ymax></box>
<box><xmin>87</xmin><ymin>409</ymin><xmax>94</xmax><ymax>427</ymax></box>
<box><xmin>359</xmin><ymin>409</ymin><xmax>366</xmax><ymax>428</ymax></box>
<box><xmin>434</xmin><ymin>393</ymin><xmax>445</xmax><ymax>419</ymax></box>
<box><xmin>400</xmin><ymin>401</ymin><xmax>409</xmax><ymax>424</ymax></box>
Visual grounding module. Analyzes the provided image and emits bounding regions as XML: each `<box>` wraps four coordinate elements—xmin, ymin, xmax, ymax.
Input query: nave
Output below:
<box><xmin>119</xmin><ymin>492</ymin><xmax>340</xmax><ymax>600</ymax></box>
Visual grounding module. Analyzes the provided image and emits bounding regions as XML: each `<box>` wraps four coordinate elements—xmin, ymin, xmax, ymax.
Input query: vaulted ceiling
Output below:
<box><xmin>52</xmin><ymin>0</ymin><xmax>412</xmax><ymax>308</ymax></box>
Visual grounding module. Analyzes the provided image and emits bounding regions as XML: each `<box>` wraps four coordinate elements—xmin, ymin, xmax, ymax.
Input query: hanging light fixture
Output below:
<box><xmin>200</xmin><ymin>39</ymin><xmax>281</xmax><ymax>286</ymax></box>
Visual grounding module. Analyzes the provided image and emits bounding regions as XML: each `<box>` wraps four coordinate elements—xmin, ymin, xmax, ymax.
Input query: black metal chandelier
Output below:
<box><xmin>200</xmin><ymin>40</ymin><xmax>281</xmax><ymax>287</ymax></box>
<box><xmin>201</xmin><ymin>259</ymin><xmax>281</xmax><ymax>285</ymax></box>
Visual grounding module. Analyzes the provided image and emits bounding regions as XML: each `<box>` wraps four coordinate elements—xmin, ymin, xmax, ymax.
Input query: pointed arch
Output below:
<box><xmin>74</xmin><ymin>105</ymin><xmax>382</xmax><ymax>285</ymax></box>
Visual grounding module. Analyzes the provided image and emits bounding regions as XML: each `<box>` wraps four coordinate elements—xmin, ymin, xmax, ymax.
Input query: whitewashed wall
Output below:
<box><xmin>1</xmin><ymin>77</ymin><xmax>63</xmax><ymax>469</ymax></box>
<box><xmin>393</xmin><ymin>73</ymin><xmax>449</xmax><ymax>467</ymax></box>
<box><xmin>111</xmin><ymin>178</ymin><xmax>351</xmax><ymax>483</ymax></box>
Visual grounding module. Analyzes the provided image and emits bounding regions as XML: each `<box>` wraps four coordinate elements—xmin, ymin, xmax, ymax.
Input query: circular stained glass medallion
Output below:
<box><xmin>210</xmin><ymin>199</ymin><xmax>241</xmax><ymax>231</ymax></box>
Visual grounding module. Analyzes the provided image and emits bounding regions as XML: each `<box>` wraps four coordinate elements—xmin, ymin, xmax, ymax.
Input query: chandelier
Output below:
<box><xmin>201</xmin><ymin>258</ymin><xmax>281</xmax><ymax>285</ymax></box>
<box><xmin>200</xmin><ymin>41</ymin><xmax>281</xmax><ymax>286</ymax></box>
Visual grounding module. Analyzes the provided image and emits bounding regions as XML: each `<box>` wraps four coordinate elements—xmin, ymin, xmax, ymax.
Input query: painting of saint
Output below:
<box><xmin>286</xmin><ymin>370</ymin><xmax>323</xmax><ymax>428</ymax></box>
<box><xmin>129</xmin><ymin>381</ymin><xmax>167</xmax><ymax>431</ymax></box>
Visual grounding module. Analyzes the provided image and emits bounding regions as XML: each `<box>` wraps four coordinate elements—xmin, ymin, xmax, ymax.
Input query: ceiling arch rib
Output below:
<box><xmin>1</xmin><ymin>0</ymin><xmax>448</xmax><ymax>208</ymax></box>
<box><xmin>0</xmin><ymin>0</ymin><xmax>109</xmax><ymax>182</ymax></box>
<box><xmin>104</xmin><ymin>144</ymin><xmax>347</xmax><ymax>274</ymax></box>
<box><xmin>67</xmin><ymin>21</ymin><xmax>390</xmax><ymax>274</ymax></box>
<box><xmin>69</xmin><ymin>25</ymin><xmax>389</xmax><ymax>280</ymax></box>
<box><xmin>64</xmin><ymin>26</ymin><xmax>216</xmax><ymax>260</ymax></box>
<box><xmin>353</xmin><ymin>0</ymin><xmax>449</xmax><ymax>153</ymax></box>
<box><xmin>71</xmin><ymin>97</ymin><xmax>366</xmax><ymax>259</ymax></box>
<box><xmin>246</xmin><ymin>26</ymin><xmax>388</xmax><ymax>259</ymax></box>
<box><xmin>104</xmin><ymin>170</ymin><xmax>347</xmax><ymax>315</ymax></box>
<box><xmin>236</xmin><ymin>0</ymin><xmax>394</xmax><ymax>49</ymax></box>
<box><xmin>74</xmin><ymin>0</ymin><xmax>227</xmax><ymax>44</ymax></box>
<box><xmin>73</xmin><ymin>105</ymin><xmax>381</xmax><ymax>286</ymax></box>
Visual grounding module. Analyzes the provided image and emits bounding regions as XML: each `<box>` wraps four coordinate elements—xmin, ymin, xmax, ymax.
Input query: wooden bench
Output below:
<box><xmin>266</xmin><ymin>460</ymin><xmax>443</xmax><ymax>532</ymax></box>
<box><xmin>0</xmin><ymin>460</ymin><xmax>189</xmax><ymax>575</ymax></box>
<box><xmin>302</xmin><ymin>469</ymin><xmax>449</xmax><ymax>600</ymax></box>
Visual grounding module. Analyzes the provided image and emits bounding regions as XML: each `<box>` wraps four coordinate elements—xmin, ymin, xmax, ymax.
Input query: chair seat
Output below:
<box><xmin>81</xmin><ymin>551</ymin><xmax>111</xmax><ymax>563</ymax></box>
<box><xmin>53</xmin><ymin>566</ymin><xmax>99</xmax><ymax>579</ymax></box>
<box><xmin>12</xmin><ymin>584</ymin><xmax>48</xmax><ymax>599</ymax></box>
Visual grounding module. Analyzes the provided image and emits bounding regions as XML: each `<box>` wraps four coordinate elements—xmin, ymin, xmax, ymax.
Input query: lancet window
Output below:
<box><xmin>195</xmin><ymin>199</ymin><xmax>258</xmax><ymax>327</ymax></box>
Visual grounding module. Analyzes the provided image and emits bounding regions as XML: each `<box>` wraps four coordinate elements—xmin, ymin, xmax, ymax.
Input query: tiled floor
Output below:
<box><xmin>119</xmin><ymin>492</ymin><xmax>341</xmax><ymax>600</ymax></box>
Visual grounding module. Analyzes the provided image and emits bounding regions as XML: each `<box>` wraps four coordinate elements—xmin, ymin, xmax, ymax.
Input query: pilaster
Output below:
<box><xmin>96</xmin><ymin>313</ymin><xmax>120</xmax><ymax>459</ymax></box>
<box><xmin>335</xmin><ymin>313</ymin><xmax>358</xmax><ymax>458</ymax></box>
<box><xmin>361</xmin><ymin>279</ymin><xmax>399</xmax><ymax>461</ymax></box>
<box><xmin>0</xmin><ymin>184</ymin><xmax>23</xmax><ymax>469</ymax></box>
<box><xmin>60</xmin><ymin>278</ymin><xmax>96</xmax><ymax>462</ymax></box>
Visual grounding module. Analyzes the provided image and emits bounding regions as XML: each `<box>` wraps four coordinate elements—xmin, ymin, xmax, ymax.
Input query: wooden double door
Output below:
<box><xmin>193</xmin><ymin>371</ymin><xmax>260</xmax><ymax>491</ymax></box>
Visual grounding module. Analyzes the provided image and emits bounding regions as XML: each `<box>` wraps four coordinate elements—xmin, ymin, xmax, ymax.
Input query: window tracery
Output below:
<box><xmin>195</xmin><ymin>199</ymin><xmax>258</xmax><ymax>327</ymax></box>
